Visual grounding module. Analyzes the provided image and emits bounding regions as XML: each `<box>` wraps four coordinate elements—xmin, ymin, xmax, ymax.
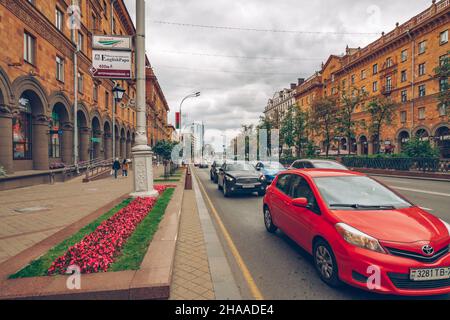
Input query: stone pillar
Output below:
<box><xmin>121</xmin><ymin>138</ymin><xmax>126</xmax><ymax>159</ymax></box>
<box><xmin>79</xmin><ymin>127</ymin><xmax>91</xmax><ymax>162</ymax></box>
<box><xmin>356</xmin><ymin>142</ymin><xmax>362</xmax><ymax>156</ymax></box>
<box><xmin>115</xmin><ymin>135</ymin><xmax>120</xmax><ymax>160</ymax></box>
<box><xmin>93</xmin><ymin>130</ymin><xmax>102</xmax><ymax>160</ymax></box>
<box><xmin>61</xmin><ymin>122</ymin><xmax>74</xmax><ymax>165</ymax></box>
<box><xmin>32</xmin><ymin>114</ymin><xmax>50</xmax><ymax>170</ymax></box>
<box><xmin>104</xmin><ymin>133</ymin><xmax>112</xmax><ymax>160</ymax></box>
<box><xmin>0</xmin><ymin>105</ymin><xmax>13</xmax><ymax>173</ymax></box>
<box><xmin>126</xmin><ymin>139</ymin><xmax>131</xmax><ymax>159</ymax></box>
<box><xmin>368</xmin><ymin>141</ymin><xmax>374</xmax><ymax>155</ymax></box>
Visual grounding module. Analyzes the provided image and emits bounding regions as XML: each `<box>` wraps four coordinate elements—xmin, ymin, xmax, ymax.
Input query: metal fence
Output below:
<box><xmin>341</xmin><ymin>157</ymin><xmax>449</xmax><ymax>173</ymax></box>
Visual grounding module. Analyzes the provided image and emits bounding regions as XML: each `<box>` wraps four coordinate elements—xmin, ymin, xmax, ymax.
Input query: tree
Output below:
<box><xmin>338</xmin><ymin>86</ymin><xmax>368</xmax><ymax>154</ymax></box>
<box><xmin>402</xmin><ymin>138</ymin><xmax>440</xmax><ymax>158</ymax></box>
<box><xmin>280</xmin><ymin>104</ymin><xmax>309</xmax><ymax>157</ymax></box>
<box><xmin>310</xmin><ymin>96</ymin><xmax>339</xmax><ymax>156</ymax></box>
<box><xmin>435</xmin><ymin>52</ymin><xmax>449</xmax><ymax>116</ymax></box>
<box><xmin>364</xmin><ymin>97</ymin><xmax>397</xmax><ymax>153</ymax></box>
<box><xmin>153</xmin><ymin>140</ymin><xmax>177</xmax><ymax>160</ymax></box>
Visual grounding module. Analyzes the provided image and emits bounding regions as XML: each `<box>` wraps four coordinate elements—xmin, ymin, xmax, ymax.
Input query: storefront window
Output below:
<box><xmin>49</xmin><ymin>112</ymin><xmax>61</xmax><ymax>158</ymax></box>
<box><xmin>13</xmin><ymin>95</ymin><xmax>32</xmax><ymax>160</ymax></box>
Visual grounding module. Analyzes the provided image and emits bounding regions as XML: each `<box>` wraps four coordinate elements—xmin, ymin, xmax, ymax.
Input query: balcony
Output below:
<box><xmin>381</xmin><ymin>85</ymin><xmax>395</xmax><ymax>96</ymax></box>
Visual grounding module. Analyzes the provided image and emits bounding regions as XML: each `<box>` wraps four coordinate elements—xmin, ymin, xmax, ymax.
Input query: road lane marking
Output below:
<box><xmin>193</xmin><ymin>169</ymin><xmax>265</xmax><ymax>300</ymax></box>
<box><xmin>390</xmin><ymin>186</ymin><xmax>450</xmax><ymax>197</ymax></box>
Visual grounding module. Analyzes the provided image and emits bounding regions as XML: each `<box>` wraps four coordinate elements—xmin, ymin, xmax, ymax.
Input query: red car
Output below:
<box><xmin>263</xmin><ymin>169</ymin><xmax>450</xmax><ymax>296</ymax></box>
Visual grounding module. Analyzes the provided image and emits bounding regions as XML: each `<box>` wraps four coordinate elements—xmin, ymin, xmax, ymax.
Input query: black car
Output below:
<box><xmin>289</xmin><ymin>159</ymin><xmax>349</xmax><ymax>170</ymax></box>
<box><xmin>217</xmin><ymin>162</ymin><xmax>267</xmax><ymax>197</ymax></box>
<box><xmin>210</xmin><ymin>160</ymin><xmax>224</xmax><ymax>183</ymax></box>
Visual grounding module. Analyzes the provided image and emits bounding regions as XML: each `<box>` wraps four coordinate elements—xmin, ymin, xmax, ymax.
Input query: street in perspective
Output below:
<box><xmin>0</xmin><ymin>0</ymin><xmax>449</xmax><ymax>317</ymax></box>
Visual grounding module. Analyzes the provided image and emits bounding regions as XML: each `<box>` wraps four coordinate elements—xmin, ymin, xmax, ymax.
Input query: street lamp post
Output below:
<box><xmin>112</xmin><ymin>84</ymin><xmax>125</xmax><ymax>159</ymax></box>
<box><xmin>130</xmin><ymin>0</ymin><xmax>158</xmax><ymax>198</ymax></box>
<box><xmin>179</xmin><ymin>92</ymin><xmax>200</xmax><ymax>138</ymax></box>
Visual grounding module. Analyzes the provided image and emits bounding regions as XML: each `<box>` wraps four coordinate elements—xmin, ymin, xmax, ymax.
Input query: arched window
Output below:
<box><xmin>13</xmin><ymin>95</ymin><xmax>32</xmax><ymax>160</ymax></box>
<box><xmin>49</xmin><ymin>111</ymin><xmax>61</xmax><ymax>158</ymax></box>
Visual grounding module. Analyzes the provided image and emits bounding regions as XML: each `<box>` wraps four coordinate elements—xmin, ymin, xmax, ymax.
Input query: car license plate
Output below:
<box><xmin>242</xmin><ymin>184</ymin><xmax>255</xmax><ymax>189</ymax></box>
<box><xmin>410</xmin><ymin>267</ymin><xmax>450</xmax><ymax>281</ymax></box>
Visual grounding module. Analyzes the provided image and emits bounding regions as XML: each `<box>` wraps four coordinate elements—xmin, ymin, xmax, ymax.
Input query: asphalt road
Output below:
<box><xmin>193</xmin><ymin>167</ymin><xmax>450</xmax><ymax>300</ymax></box>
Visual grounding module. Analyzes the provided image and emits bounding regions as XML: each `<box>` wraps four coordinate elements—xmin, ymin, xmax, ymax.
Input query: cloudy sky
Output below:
<box><xmin>123</xmin><ymin>0</ymin><xmax>430</xmax><ymax>148</ymax></box>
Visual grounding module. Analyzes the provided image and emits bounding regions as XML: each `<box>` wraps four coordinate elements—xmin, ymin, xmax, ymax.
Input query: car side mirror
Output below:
<box><xmin>292</xmin><ymin>198</ymin><xmax>308</xmax><ymax>208</ymax></box>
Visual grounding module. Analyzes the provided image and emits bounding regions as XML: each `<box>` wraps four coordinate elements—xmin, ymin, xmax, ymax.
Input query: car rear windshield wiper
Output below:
<box><xmin>329</xmin><ymin>204</ymin><xmax>396</xmax><ymax>210</ymax></box>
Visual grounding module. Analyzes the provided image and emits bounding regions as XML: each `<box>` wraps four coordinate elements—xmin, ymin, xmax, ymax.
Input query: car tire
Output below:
<box><xmin>223</xmin><ymin>182</ymin><xmax>231</xmax><ymax>197</ymax></box>
<box><xmin>313</xmin><ymin>239</ymin><xmax>341</xmax><ymax>288</ymax></box>
<box><xmin>263</xmin><ymin>207</ymin><xmax>277</xmax><ymax>233</ymax></box>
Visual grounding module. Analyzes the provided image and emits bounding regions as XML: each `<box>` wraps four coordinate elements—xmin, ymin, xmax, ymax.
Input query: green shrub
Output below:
<box><xmin>401</xmin><ymin>138</ymin><xmax>440</xmax><ymax>158</ymax></box>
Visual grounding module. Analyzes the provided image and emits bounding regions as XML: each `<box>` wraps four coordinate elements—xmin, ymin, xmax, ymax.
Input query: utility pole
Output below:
<box><xmin>111</xmin><ymin>0</ymin><xmax>116</xmax><ymax>159</ymax></box>
<box><xmin>130</xmin><ymin>0</ymin><xmax>158</xmax><ymax>197</ymax></box>
<box><xmin>71</xmin><ymin>0</ymin><xmax>79</xmax><ymax>173</ymax></box>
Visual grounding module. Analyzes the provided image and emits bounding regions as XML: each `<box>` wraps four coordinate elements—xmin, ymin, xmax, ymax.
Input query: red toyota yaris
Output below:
<box><xmin>263</xmin><ymin>169</ymin><xmax>450</xmax><ymax>296</ymax></box>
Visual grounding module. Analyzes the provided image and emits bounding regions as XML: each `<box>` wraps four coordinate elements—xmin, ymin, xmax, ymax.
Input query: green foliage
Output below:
<box><xmin>364</xmin><ymin>97</ymin><xmax>397</xmax><ymax>140</ymax></box>
<box><xmin>311</xmin><ymin>97</ymin><xmax>339</xmax><ymax>156</ymax></box>
<box><xmin>153</xmin><ymin>140</ymin><xmax>178</xmax><ymax>160</ymax></box>
<box><xmin>401</xmin><ymin>138</ymin><xmax>440</xmax><ymax>158</ymax></box>
<box><xmin>0</xmin><ymin>165</ymin><xmax>6</xmax><ymax>177</ymax></box>
<box><xmin>435</xmin><ymin>52</ymin><xmax>449</xmax><ymax>116</ymax></box>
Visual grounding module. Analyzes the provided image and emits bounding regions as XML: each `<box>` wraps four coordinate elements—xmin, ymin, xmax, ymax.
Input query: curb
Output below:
<box><xmin>0</xmin><ymin>173</ymin><xmax>185</xmax><ymax>300</ymax></box>
<box><xmin>351</xmin><ymin>168</ymin><xmax>450</xmax><ymax>182</ymax></box>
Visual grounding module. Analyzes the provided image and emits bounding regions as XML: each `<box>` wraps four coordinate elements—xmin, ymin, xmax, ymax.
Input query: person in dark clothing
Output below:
<box><xmin>112</xmin><ymin>158</ymin><xmax>121</xmax><ymax>179</ymax></box>
<box><xmin>122</xmin><ymin>159</ymin><xmax>129</xmax><ymax>177</ymax></box>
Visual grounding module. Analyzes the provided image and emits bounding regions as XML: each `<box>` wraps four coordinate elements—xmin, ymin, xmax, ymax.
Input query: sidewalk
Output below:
<box><xmin>0</xmin><ymin>166</ymin><xmax>164</xmax><ymax>264</ymax></box>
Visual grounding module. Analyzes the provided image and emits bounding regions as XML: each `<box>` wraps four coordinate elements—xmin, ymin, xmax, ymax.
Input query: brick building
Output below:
<box><xmin>294</xmin><ymin>0</ymin><xmax>449</xmax><ymax>158</ymax></box>
<box><xmin>145</xmin><ymin>61</ymin><xmax>170</xmax><ymax>146</ymax></box>
<box><xmin>0</xmin><ymin>0</ymin><xmax>145</xmax><ymax>175</ymax></box>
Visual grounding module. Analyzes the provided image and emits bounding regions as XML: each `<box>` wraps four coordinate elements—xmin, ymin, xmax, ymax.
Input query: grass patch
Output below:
<box><xmin>154</xmin><ymin>178</ymin><xmax>180</xmax><ymax>182</ymax></box>
<box><xmin>109</xmin><ymin>188</ymin><xmax>175</xmax><ymax>271</ymax></box>
<box><xmin>10</xmin><ymin>198</ymin><xmax>133</xmax><ymax>279</ymax></box>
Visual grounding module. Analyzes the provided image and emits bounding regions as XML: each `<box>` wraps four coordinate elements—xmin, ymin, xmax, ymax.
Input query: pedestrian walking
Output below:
<box><xmin>122</xmin><ymin>159</ymin><xmax>129</xmax><ymax>177</ymax></box>
<box><xmin>112</xmin><ymin>158</ymin><xmax>121</xmax><ymax>179</ymax></box>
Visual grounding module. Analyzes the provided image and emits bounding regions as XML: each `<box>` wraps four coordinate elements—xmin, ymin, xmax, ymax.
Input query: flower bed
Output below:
<box><xmin>10</xmin><ymin>185</ymin><xmax>176</xmax><ymax>278</ymax></box>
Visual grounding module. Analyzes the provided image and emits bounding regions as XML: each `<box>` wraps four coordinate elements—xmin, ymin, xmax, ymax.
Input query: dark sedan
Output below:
<box><xmin>217</xmin><ymin>162</ymin><xmax>267</xmax><ymax>197</ymax></box>
<box><xmin>289</xmin><ymin>159</ymin><xmax>349</xmax><ymax>170</ymax></box>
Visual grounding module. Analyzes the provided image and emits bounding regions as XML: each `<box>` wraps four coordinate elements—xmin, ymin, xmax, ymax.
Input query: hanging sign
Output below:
<box><xmin>92</xmin><ymin>50</ymin><xmax>132</xmax><ymax>79</ymax></box>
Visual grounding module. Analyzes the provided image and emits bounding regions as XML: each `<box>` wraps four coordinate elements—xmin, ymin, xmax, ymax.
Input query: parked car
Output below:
<box><xmin>263</xmin><ymin>169</ymin><xmax>450</xmax><ymax>296</ymax></box>
<box><xmin>289</xmin><ymin>159</ymin><xmax>349</xmax><ymax>170</ymax></box>
<box><xmin>255</xmin><ymin>161</ymin><xmax>286</xmax><ymax>184</ymax></box>
<box><xmin>210</xmin><ymin>160</ymin><xmax>224</xmax><ymax>183</ymax></box>
<box><xmin>199</xmin><ymin>159</ymin><xmax>209</xmax><ymax>168</ymax></box>
<box><xmin>217</xmin><ymin>161</ymin><xmax>267</xmax><ymax>197</ymax></box>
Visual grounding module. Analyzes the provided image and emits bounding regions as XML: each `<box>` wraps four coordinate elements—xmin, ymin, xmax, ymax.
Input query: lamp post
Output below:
<box><xmin>130</xmin><ymin>0</ymin><xmax>158</xmax><ymax>198</ymax></box>
<box><xmin>112</xmin><ymin>83</ymin><xmax>125</xmax><ymax>159</ymax></box>
<box><xmin>179</xmin><ymin>92</ymin><xmax>200</xmax><ymax>137</ymax></box>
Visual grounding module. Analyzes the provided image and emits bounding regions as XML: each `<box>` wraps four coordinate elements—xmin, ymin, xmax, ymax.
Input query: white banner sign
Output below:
<box><xmin>92</xmin><ymin>35</ymin><xmax>132</xmax><ymax>51</ymax></box>
<box><xmin>91</xmin><ymin>50</ymin><xmax>132</xmax><ymax>79</ymax></box>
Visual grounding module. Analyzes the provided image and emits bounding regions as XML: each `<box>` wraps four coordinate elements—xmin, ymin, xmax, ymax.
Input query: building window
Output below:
<box><xmin>401</xmin><ymin>49</ymin><xmax>408</xmax><ymax>62</ymax></box>
<box><xmin>418</xmin><ymin>40</ymin><xmax>426</xmax><ymax>54</ymax></box>
<box><xmin>361</xmin><ymin>69</ymin><xmax>366</xmax><ymax>80</ymax></box>
<box><xmin>93</xmin><ymin>84</ymin><xmax>98</xmax><ymax>101</ymax></box>
<box><xmin>78</xmin><ymin>32</ymin><xmax>84</xmax><ymax>52</ymax></box>
<box><xmin>351</xmin><ymin>75</ymin><xmax>355</xmax><ymax>84</ymax></box>
<box><xmin>372</xmin><ymin>81</ymin><xmax>378</xmax><ymax>92</ymax></box>
<box><xmin>440</xmin><ymin>30</ymin><xmax>448</xmax><ymax>45</ymax></box>
<box><xmin>401</xmin><ymin>70</ymin><xmax>407</xmax><ymax>82</ymax></box>
<box><xmin>418</xmin><ymin>107</ymin><xmax>425</xmax><ymax>120</ymax></box>
<box><xmin>386</xmin><ymin>76</ymin><xmax>392</xmax><ymax>91</ymax></box>
<box><xmin>56</xmin><ymin>56</ymin><xmax>64</xmax><ymax>82</ymax></box>
<box><xmin>439</xmin><ymin>103</ymin><xmax>447</xmax><ymax>116</ymax></box>
<box><xmin>373</xmin><ymin>64</ymin><xmax>378</xmax><ymax>75</ymax></box>
<box><xmin>440</xmin><ymin>78</ymin><xmax>448</xmax><ymax>92</ymax></box>
<box><xmin>386</xmin><ymin>57</ymin><xmax>393</xmax><ymax>68</ymax></box>
<box><xmin>78</xmin><ymin>72</ymin><xmax>84</xmax><ymax>94</ymax></box>
<box><xmin>440</xmin><ymin>54</ymin><xmax>448</xmax><ymax>66</ymax></box>
<box><xmin>418</xmin><ymin>85</ymin><xmax>426</xmax><ymax>97</ymax></box>
<box><xmin>361</xmin><ymin>86</ymin><xmax>366</xmax><ymax>93</ymax></box>
<box><xmin>13</xmin><ymin>95</ymin><xmax>33</xmax><ymax>160</ymax></box>
<box><xmin>55</xmin><ymin>8</ymin><xmax>64</xmax><ymax>31</ymax></box>
<box><xmin>418</xmin><ymin>63</ymin><xmax>426</xmax><ymax>76</ymax></box>
<box><xmin>105</xmin><ymin>91</ymin><xmax>110</xmax><ymax>109</ymax></box>
<box><xmin>401</xmin><ymin>90</ymin><xmax>407</xmax><ymax>102</ymax></box>
<box><xmin>23</xmin><ymin>32</ymin><xmax>35</xmax><ymax>65</ymax></box>
<box><xmin>400</xmin><ymin>111</ymin><xmax>407</xmax><ymax>123</ymax></box>
<box><xmin>49</xmin><ymin>112</ymin><xmax>61</xmax><ymax>158</ymax></box>
<box><xmin>341</xmin><ymin>79</ymin><xmax>346</xmax><ymax>88</ymax></box>
<box><xmin>92</xmin><ymin>13</ymin><xmax>97</xmax><ymax>31</ymax></box>
<box><xmin>112</xmin><ymin>17</ymin><xmax>116</xmax><ymax>34</ymax></box>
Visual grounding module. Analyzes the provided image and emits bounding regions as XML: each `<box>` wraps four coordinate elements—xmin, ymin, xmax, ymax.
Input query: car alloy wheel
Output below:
<box><xmin>264</xmin><ymin>207</ymin><xmax>277</xmax><ymax>233</ymax></box>
<box><xmin>313</xmin><ymin>240</ymin><xmax>341</xmax><ymax>287</ymax></box>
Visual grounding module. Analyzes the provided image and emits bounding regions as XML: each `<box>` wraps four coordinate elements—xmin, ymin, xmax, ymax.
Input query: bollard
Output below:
<box><xmin>185</xmin><ymin>166</ymin><xmax>192</xmax><ymax>190</ymax></box>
